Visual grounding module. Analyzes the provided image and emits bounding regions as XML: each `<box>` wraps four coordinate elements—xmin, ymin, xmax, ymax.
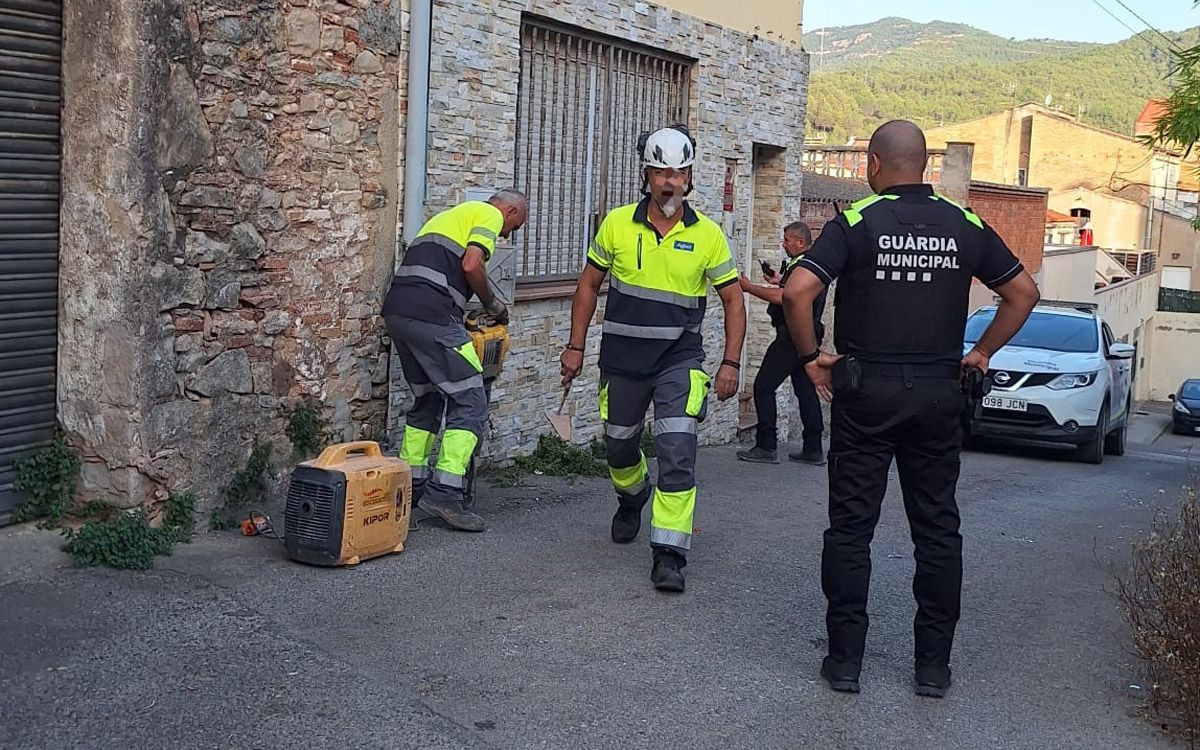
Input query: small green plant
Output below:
<box><xmin>286</xmin><ymin>402</ymin><xmax>324</xmax><ymax>459</ymax></box>
<box><xmin>62</xmin><ymin>491</ymin><xmax>196</xmax><ymax>570</ymax></box>
<box><xmin>488</xmin><ymin>435</ymin><xmax>610</xmax><ymax>485</ymax></box>
<box><xmin>211</xmin><ymin>439</ymin><xmax>272</xmax><ymax>530</ymax></box>
<box><xmin>161</xmin><ymin>490</ymin><xmax>196</xmax><ymax>541</ymax></box>
<box><xmin>13</xmin><ymin>434</ymin><xmax>82</xmax><ymax>526</ymax></box>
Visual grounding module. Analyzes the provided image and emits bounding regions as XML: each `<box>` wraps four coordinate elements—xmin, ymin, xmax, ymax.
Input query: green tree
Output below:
<box><xmin>1142</xmin><ymin>26</ymin><xmax>1200</xmax><ymax>156</ymax></box>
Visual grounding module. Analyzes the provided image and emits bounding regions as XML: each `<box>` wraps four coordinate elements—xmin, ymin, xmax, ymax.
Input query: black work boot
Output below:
<box><xmin>650</xmin><ymin>549</ymin><xmax>686</xmax><ymax>593</ymax></box>
<box><xmin>914</xmin><ymin>664</ymin><xmax>952</xmax><ymax>698</ymax></box>
<box><xmin>611</xmin><ymin>491</ymin><xmax>649</xmax><ymax>544</ymax></box>
<box><xmin>820</xmin><ymin>656</ymin><xmax>861</xmax><ymax>693</ymax></box>
<box><xmin>736</xmin><ymin>446</ymin><xmax>779</xmax><ymax>464</ymax></box>
<box><xmin>417</xmin><ymin>496</ymin><xmax>487</xmax><ymax>532</ymax></box>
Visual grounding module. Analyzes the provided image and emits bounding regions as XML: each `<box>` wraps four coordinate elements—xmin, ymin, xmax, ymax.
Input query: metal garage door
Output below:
<box><xmin>0</xmin><ymin>0</ymin><xmax>61</xmax><ymax>523</ymax></box>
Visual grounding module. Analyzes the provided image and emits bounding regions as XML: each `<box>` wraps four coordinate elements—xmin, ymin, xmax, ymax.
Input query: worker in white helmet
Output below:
<box><xmin>560</xmin><ymin>125</ymin><xmax>746</xmax><ymax>593</ymax></box>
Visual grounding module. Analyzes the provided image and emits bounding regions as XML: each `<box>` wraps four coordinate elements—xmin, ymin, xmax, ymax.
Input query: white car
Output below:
<box><xmin>963</xmin><ymin>301</ymin><xmax>1135</xmax><ymax>464</ymax></box>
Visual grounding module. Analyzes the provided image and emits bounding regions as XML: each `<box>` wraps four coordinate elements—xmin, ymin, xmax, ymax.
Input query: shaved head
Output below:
<box><xmin>869</xmin><ymin>120</ymin><xmax>927</xmax><ymax>172</ymax></box>
<box><xmin>866</xmin><ymin>120</ymin><xmax>928</xmax><ymax>191</ymax></box>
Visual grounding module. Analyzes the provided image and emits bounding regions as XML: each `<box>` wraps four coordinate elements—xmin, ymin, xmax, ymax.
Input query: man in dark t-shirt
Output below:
<box><xmin>783</xmin><ymin>120</ymin><xmax>1040</xmax><ymax>698</ymax></box>
<box><xmin>737</xmin><ymin>221</ymin><xmax>827</xmax><ymax>465</ymax></box>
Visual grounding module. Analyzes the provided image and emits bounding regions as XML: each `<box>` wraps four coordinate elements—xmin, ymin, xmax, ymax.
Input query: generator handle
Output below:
<box><xmin>312</xmin><ymin>441</ymin><xmax>383</xmax><ymax>468</ymax></box>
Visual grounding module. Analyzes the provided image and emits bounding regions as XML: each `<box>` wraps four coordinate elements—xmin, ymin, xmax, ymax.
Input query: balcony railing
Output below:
<box><xmin>801</xmin><ymin>147</ymin><xmax>947</xmax><ymax>187</ymax></box>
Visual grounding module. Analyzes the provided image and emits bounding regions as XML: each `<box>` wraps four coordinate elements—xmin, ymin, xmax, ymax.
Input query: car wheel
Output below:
<box><xmin>1076</xmin><ymin>405</ymin><xmax>1107</xmax><ymax>465</ymax></box>
<box><xmin>1104</xmin><ymin>410</ymin><xmax>1126</xmax><ymax>456</ymax></box>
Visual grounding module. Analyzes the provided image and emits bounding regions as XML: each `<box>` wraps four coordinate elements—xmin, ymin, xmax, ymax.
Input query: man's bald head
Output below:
<box><xmin>866</xmin><ymin>120</ymin><xmax>928</xmax><ymax>191</ymax></box>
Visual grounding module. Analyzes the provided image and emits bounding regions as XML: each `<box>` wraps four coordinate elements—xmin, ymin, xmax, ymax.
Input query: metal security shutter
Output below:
<box><xmin>515</xmin><ymin>18</ymin><xmax>691</xmax><ymax>282</ymax></box>
<box><xmin>0</xmin><ymin>0</ymin><xmax>61</xmax><ymax>523</ymax></box>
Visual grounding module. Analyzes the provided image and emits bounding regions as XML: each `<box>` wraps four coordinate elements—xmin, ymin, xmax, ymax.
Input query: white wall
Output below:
<box><xmin>1090</xmin><ymin>271</ymin><xmax>1161</xmax><ymax>400</ymax></box>
<box><xmin>1040</xmin><ymin>246</ymin><xmax>1097</xmax><ymax>302</ymax></box>
<box><xmin>1094</xmin><ymin>270</ymin><xmax>1160</xmax><ymax>344</ymax></box>
<box><xmin>1143</xmin><ymin>311</ymin><xmax>1200</xmax><ymax>401</ymax></box>
<box><xmin>1163</xmin><ymin>265</ymin><xmax>1193</xmax><ymax>291</ymax></box>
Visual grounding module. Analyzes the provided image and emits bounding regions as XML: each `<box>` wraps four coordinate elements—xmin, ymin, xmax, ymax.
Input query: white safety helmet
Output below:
<box><xmin>641</xmin><ymin>126</ymin><xmax>695</xmax><ymax>170</ymax></box>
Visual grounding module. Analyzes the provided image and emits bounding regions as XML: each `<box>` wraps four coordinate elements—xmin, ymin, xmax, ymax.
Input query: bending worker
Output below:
<box><xmin>783</xmin><ymin>120</ymin><xmax>1038</xmax><ymax>698</ymax></box>
<box><xmin>381</xmin><ymin>190</ymin><xmax>528</xmax><ymax>532</ymax></box>
<box><xmin>737</xmin><ymin>221</ymin><xmax>827</xmax><ymax>466</ymax></box>
<box><xmin>560</xmin><ymin>126</ymin><xmax>746</xmax><ymax>593</ymax></box>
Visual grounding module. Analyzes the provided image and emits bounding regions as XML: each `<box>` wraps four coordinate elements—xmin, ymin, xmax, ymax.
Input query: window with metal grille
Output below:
<box><xmin>515</xmin><ymin>18</ymin><xmax>691</xmax><ymax>282</ymax></box>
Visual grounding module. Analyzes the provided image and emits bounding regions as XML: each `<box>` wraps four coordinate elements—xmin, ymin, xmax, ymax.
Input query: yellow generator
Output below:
<box><xmin>284</xmin><ymin>441</ymin><xmax>411</xmax><ymax>566</ymax></box>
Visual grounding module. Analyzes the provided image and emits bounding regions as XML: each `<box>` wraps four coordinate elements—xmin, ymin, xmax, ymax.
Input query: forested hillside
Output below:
<box><xmin>804</xmin><ymin>18</ymin><xmax>1197</xmax><ymax>141</ymax></box>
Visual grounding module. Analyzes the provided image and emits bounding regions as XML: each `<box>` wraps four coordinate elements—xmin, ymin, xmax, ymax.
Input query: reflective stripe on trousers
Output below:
<box><xmin>385</xmin><ymin>314</ymin><xmax>488</xmax><ymax>508</ymax></box>
<box><xmin>599</xmin><ymin>362</ymin><xmax>710</xmax><ymax>554</ymax></box>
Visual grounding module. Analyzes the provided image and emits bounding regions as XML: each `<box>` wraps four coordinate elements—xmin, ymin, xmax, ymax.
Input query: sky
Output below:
<box><xmin>804</xmin><ymin>0</ymin><xmax>1198</xmax><ymax>44</ymax></box>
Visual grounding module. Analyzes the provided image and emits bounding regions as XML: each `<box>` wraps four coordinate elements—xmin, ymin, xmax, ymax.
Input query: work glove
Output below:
<box><xmin>483</xmin><ymin>296</ymin><xmax>509</xmax><ymax>325</ymax></box>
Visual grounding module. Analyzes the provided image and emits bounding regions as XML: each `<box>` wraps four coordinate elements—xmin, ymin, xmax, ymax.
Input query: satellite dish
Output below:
<box><xmin>1045</xmin><ymin>94</ymin><xmax>1053</xmax><ymax>107</ymax></box>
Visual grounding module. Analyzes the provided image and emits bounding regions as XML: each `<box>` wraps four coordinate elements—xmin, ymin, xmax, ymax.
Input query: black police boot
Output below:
<box><xmin>820</xmin><ymin>656</ymin><xmax>861</xmax><ymax>693</ymax></box>
<box><xmin>650</xmin><ymin>549</ymin><xmax>686</xmax><ymax>593</ymax></box>
<box><xmin>788</xmin><ymin>446</ymin><xmax>826</xmax><ymax>466</ymax></box>
<box><xmin>611</xmin><ymin>491</ymin><xmax>649</xmax><ymax>544</ymax></box>
<box><xmin>914</xmin><ymin>664</ymin><xmax>952</xmax><ymax>698</ymax></box>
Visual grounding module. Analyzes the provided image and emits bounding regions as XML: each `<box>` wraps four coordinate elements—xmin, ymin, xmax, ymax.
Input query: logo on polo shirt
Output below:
<box><xmin>673</xmin><ymin>240</ymin><xmax>695</xmax><ymax>252</ymax></box>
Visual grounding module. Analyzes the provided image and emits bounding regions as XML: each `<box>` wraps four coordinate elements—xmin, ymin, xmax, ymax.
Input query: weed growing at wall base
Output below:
<box><xmin>211</xmin><ymin>439</ymin><xmax>273</xmax><ymax>530</ymax></box>
<box><xmin>12</xmin><ymin>434</ymin><xmax>81</xmax><ymax>526</ymax></box>
<box><xmin>487</xmin><ymin>435</ymin><xmax>609</xmax><ymax>485</ymax></box>
<box><xmin>62</xmin><ymin>491</ymin><xmax>196</xmax><ymax>571</ymax></box>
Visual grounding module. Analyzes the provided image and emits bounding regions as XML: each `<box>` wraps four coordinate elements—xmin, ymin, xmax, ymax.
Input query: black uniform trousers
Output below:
<box><xmin>824</xmin><ymin>367</ymin><xmax>964</xmax><ymax>671</ymax></box>
<box><xmin>753</xmin><ymin>331</ymin><xmax>824</xmax><ymax>452</ymax></box>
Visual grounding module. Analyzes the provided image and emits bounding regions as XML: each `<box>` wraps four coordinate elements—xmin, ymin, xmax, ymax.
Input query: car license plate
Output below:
<box><xmin>983</xmin><ymin>395</ymin><xmax>1028</xmax><ymax>412</ymax></box>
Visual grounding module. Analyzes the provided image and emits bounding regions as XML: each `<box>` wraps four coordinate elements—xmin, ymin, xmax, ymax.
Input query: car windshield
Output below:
<box><xmin>1181</xmin><ymin>382</ymin><xmax>1200</xmax><ymax>400</ymax></box>
<box><xmin>964</xmin><ymin>310</ymin><xmax>1098</xmax><ymax>354</ymax></box>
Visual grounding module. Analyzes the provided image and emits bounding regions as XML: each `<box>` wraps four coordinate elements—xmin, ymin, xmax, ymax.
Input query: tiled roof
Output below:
<box><xmin>1136</xmin><ymin>98</ymin><xmax>1168</xmax><ymax>126</ymax></box>
<box><xmin>801</xmin><ymin>171</ymin><xmax>872</xmax><ymax>203</ymax></box>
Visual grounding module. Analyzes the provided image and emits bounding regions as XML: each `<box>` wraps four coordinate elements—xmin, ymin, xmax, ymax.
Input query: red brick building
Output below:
<box><xmin>966</xmin><ymin>181</ymin><xmax>1049</xmax><ymax>275</ymax></box>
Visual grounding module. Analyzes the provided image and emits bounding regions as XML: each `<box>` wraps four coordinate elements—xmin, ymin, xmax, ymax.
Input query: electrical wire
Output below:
<box><xmin>1109</xmin><ymin>0</ymin><xmax>1185</xmax><ymax>52</ymax></box>
<box><xmin>1089</xmin><ymin>0</ymin><xmax>1175</xmax><ymax>58</ymax></box>
<box><xmin>245</xmin><ymin>510</ymin><xmax>285</xmax><ymax>543</ymax></box>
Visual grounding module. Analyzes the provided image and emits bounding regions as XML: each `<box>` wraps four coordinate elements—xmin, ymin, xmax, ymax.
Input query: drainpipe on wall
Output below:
<box><xmin>402</xmin><ymin>0</ymin><xmax>432</xmax><ymax>243</ymax></box>
<box><xmin>388</xmin><ymin>0</ymin><xmax>432</xmax><ymax>444</ymax></box>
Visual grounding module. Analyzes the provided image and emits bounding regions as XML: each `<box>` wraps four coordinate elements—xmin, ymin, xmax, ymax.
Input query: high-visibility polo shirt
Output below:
<box><xmin>383</xmin><ymin>201</ymin><xmax>503</xmax><ymax>325</ymax></box>
<box><xmin>587</xmin><ymin>198</ymin><xmax>738</xmax><ymax>378</ymax></box>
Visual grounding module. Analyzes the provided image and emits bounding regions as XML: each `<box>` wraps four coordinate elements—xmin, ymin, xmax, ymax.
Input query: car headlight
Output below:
<box><xmin>1177</xmin><ymin>401</ymin><xmax>1191</xmax><ymax>414</ymax></box>
<box><xmin>1046</xmin><ymin>372</ymin><xmax>1099</xmax><ymax>390</ymax></box>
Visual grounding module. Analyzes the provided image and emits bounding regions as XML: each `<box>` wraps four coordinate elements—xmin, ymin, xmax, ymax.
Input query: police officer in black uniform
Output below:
<box><xmin>737</xmin><ymin>221</ymin><xmax>827</xmax><ymax>465</ymax></box>
<box><xmin>782</xmin><ymin>120</ymin><xmax>1039</xmax><ymax>698</ymax></box>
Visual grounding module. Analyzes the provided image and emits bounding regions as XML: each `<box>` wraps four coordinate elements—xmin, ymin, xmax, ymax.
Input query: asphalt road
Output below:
<box><xmin>1</xmin><ymin>427</ymin><xmax>1194</xmax><ymax>750</ymax></box>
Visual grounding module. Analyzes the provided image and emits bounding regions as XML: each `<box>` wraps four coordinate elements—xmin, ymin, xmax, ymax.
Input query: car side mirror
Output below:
<box><xmin>1169</xmin><ymin>393</ymin><xmax>1176</xmax><ymax>401</ymax></box>
<box><xmin>1107</xmin><ymin>343</ymin><xmax>1135</xmax><ymax>360</ymax></box>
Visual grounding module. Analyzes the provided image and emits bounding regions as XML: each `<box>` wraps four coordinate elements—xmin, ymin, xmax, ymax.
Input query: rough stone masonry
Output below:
<box><xmin>59</xmin><ymin>0</ymin><xmax>402</xmax><ymax>512</ymax></box>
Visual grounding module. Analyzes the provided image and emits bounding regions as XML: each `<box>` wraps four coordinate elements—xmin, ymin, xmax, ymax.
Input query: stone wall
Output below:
<box><xmin>389</xmin><ymin>0</ymin><xmax>810</xmax><ymax>460</ymax></box>
<box><xmin>60</xmin><ymin>0</ymin><xmax>401</xmax><ymax>511</ymax></box>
